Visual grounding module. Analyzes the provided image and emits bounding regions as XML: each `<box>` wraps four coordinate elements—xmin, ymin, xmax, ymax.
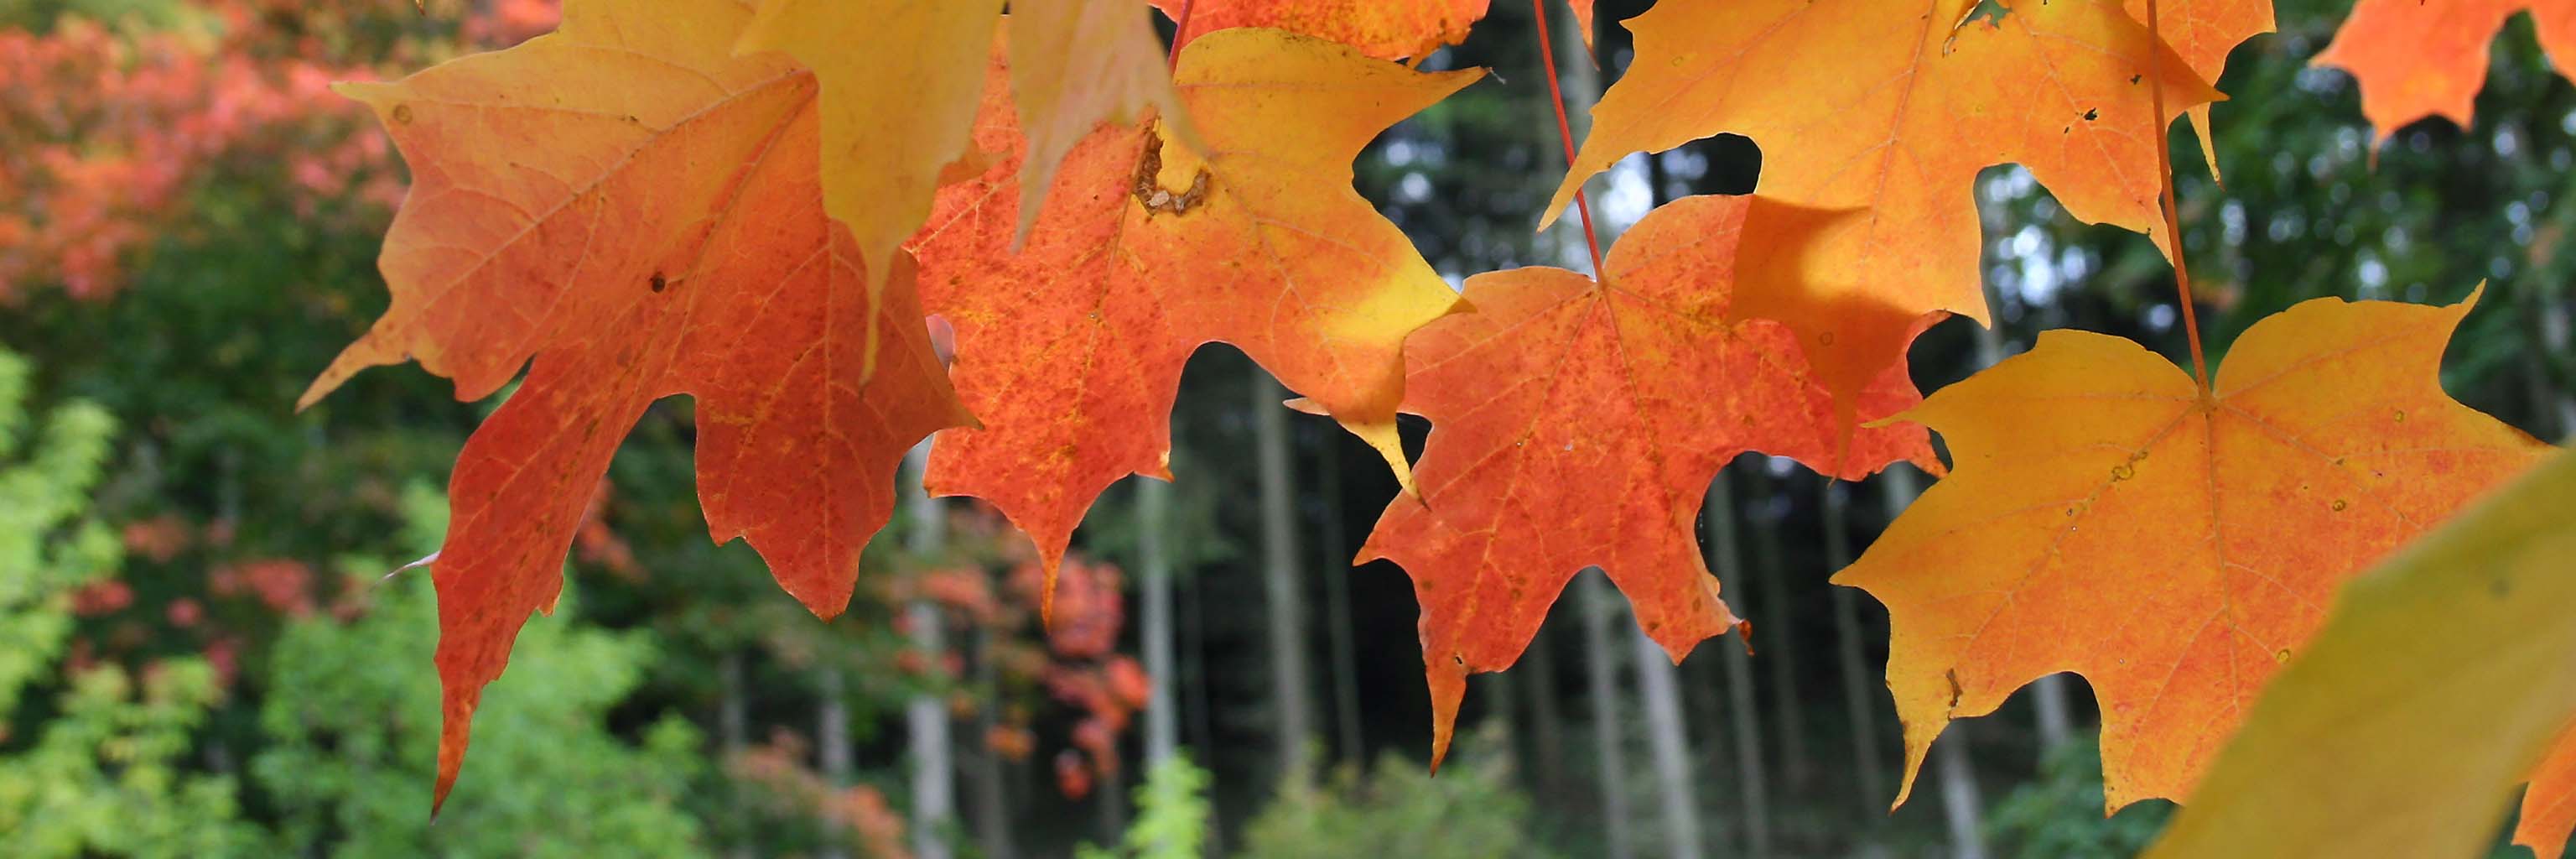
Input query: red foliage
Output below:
<box><xmin>1010</xmin><ymin>557</ymin><xmax>1124</xmax><ymax>659</ymax></box>
<box><xmin>830</xmin><ymin>784</ymin><xmax>912</xmax><ymax>859</ymax></box>
<box><xmin>985</xmin><ymin>724</ymin><xmax>1036</xmax><ymax>762</ymax></box>
<box><xmin>0</xmin><ymin>0</ymin><xmax>561</xmax><ymax>300</ymax></box>
<box><xmin>1054</xmin><ymin>749</ymin><xmax>1094</xmax><ymax>799</ymax></box>
<box><xmin>165</xmin><ymin>596</ymin><xmax>204</xmax><ymax>628</ymax></box>
<box><xmin>118</xmin><ymin>514</ymin><xmax>192</xmax><ymax>563</ymax></box>
<box><xmin>725</xmin><ymin>730</ymin><xmax>913</xmax><ymax>855</ymax></box>
<box><xmin>913</xmin><ymin>566</ymin><xmax>1000</xmax><ymax>624</ymax></box>
<box><xmin>68</xmin><ymin>579</ymin><xmax>132</xmax><ymax>617</ymax></box>
<box><xmin>573</xmin><ymin>478</ymin><xmax>641</xmax><ymax>580</ymax></box>
<box><xmin>1105</xmin><ymin>655</ymin><xmax>1150</xmax><ymax>709</ymax></box>
<box><xmin>210</xmin><ymin>558</ymin><xmax>314</xmax><ymax>617</ymax></box>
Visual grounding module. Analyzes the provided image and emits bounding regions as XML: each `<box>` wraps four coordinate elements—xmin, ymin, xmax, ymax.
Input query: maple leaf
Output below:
<box><xmin>1357</xmin><ymin>195</ymin><xmax>1940</xmax><ymax>764</ymax></box>
<box><xmin>909</xmin><ymin>29</ymin><xmax>1479</xmax><ymax>575</ymax></box>
<box><xmin>2120</xmin><ymin>0</ymin><xmax>2273</xmax><ymax>179</ymax></box>
<box><xmin>1150</xmin><ymin>0</ymin><xmax>1489</xmax><ymax>60</ymax></box>
<box><xmin>1835</xmin><ymin>289</ymin><xmax>2550</xmax><ymax>810</ymax></box>
<box><xmin>298</xmin><ymin>0</ymin><xmax>970</xmax><ymax>810</ymax></box>
<box><xmin>1006</xmin><ymin>0</ymin><xmax>1197</xmax><ymax>244</ymax></box>
<box><xmin>737</xmin><ymin>0</ymin><xmax>1185</xmax><ymax>367</ymax></box>
<box><xmin>2139</xmin><ymin>449</ymin><xmax>2576</xmax><ymax>858</ymax></box>
<box><xmin>2519</xmin><ymin>725</ymin><xmax>2576</xmax><ymax>856</ymax></box>
<box><xmin>1540</xmin><ymin>0</ymin><xmax>2219</xmax><ymax>419</ymax></box>
<box><xmin>2313</xmin><ymin>0</ymin><xmax>2576</xmax><ymax>143</ymax></box>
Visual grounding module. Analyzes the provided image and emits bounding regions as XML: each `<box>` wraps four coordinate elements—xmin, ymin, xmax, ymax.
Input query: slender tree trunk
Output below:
<box><xmin>1682</xmin><ymin>659</ymin><xmax>1727</xmax><ymax>810</ymax></box>
<box><xmin>1823</xmin><ymin>482</ymin><xmax>1889</xmax><ymax>820</ymax></box>
<box><xmin>1253</xmin><ymin>372</ymin><xmax>1315</xmax><ymax>786</ymax></box>
<box><xmin>1882</xmin><ymin>466</ymin><xmax>1987</xmax><ymax>859</ymax></box>
<box><xmin>1182</xmin><ymin>544</ymin><xmax>1223</xmax><ymax>856</ymax></box>
<box><xmin>1581</xmin><ymin>571</ymin><xmax>1636</xmax><ymax>859</ymax></box>
<box><xmin>2537</xmin><ymin>294</ymin><xmax>2576</xmax><ymax>437</ymax></box>
<box><xmin>1630</xmin><ymin>629</ymin><xmax>1706</xmax><ymax>859</ymax></box>
<box><xmin>818</xmin><ymin>665</ymin><xmax>852</xmax><ymax>859</ymax></box>
<box><xmin>1098</xmin><ymin>768</ymin><xmax>1127</xmax><ymax>845</ymax></box>
<box><xmin>903</xmin><ymin>443</ymin><xmax>957</xmax><ymax>859</ymax></box>
<box><xmin>971</xmin><ymin>627</ymin><xmax>1017</xmax><ymax>859</ymax></box>
<box><xmin>1704</xmin><ymin>480</ymin><xmax>1773</xmax><ymax>856</ymax></box>
<box><xmin>721</xmin><ymin>651</ymin><xmax>752</xmax><ymax>859</ymax></box>
<box><xmin>1318</xmin><ymin>438</ymin><xmax>1365</xmax><ymax>766</ymax></box>
<box><xmin>1524</xmin><ymin>626</ymin><xmax>1568</xmax><ymax>802</ymax></box>
<box><xmin>1742</xmin><ymin>472</ymin><xmax>1813</xmax><ymax>793</ymax></box>
<box><xmin>1933</xmin><ymin>731</ymin><xmax>1989</xmax><ymax>859</ymax></box>
<box><xmin>1490</xmin><ymin>669</ymin><xmax>1523</xmax><ymax>774</ymax></box>
<box><xmin>1140</xmin><ymin>475</ymin><xmax>1180</xmax><ymax>770</ymax></box>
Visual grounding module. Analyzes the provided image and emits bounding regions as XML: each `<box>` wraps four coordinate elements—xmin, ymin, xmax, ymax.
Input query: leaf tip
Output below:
<box><xmin>1425</xmin><ymin>656</ymin><xmax>1466</xmax><ymax>773</ymax></box>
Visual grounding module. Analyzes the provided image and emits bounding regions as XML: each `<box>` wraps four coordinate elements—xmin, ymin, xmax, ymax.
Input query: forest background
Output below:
<box><xmin>2</xmin><ymin>0</ymin><xmax>2572</xmax><ymax>856</ymax></box>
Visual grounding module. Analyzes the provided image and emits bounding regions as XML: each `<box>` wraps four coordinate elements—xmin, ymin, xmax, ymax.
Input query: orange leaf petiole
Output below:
<box><xmin>2146</xmin><ymin>0</ymin><xmax>2210</xmax><ymax>392</ymax></box>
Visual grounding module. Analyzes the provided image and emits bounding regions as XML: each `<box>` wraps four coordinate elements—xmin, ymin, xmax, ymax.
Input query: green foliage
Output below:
<box><xmin>0</xmin><ymin>347</ymin><xmax>118</xmax><ymax>715</ymax></box>
<box><xmin>1080</xmin><ymin>753</ymin><xmax>1213</xmax><ymax>859</ymax></box>
<box><xmin>1242</xmin><ymin>733</ymin><xmax>1556</xmax><ymax>859</ymax></box>
<box><xmin>1984</xmin><ymin>735</ymin><xmax>2171</xmax><ymax>859</ymax></box>
<box><xmin>0</xmin><ymin>661</ymin><xmax>270</xmax><ymax>857</ymax></box>
<box><xmin>249</xmin><ymin>485</ymin><xmax>707</xmax><ymax>857</ymax></box>
<box><xmin>0</xmin><ymin>344</ymin><xmax>271</xmax><ymax>857</ymax></box>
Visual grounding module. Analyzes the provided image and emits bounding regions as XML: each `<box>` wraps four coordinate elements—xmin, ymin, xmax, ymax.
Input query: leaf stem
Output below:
<box><xmin>1167</xmin><ymin>0</ymin><xmax>1194</xmax><ymax>72</ymax></box>
<box><xmin>2146</xmin><ymin>0</ymin><xmax>2210</xmax><ymax>390</ymax></box>
<box><xmin>1531</xmin><ymin>0</ymin><xmax>1606</xmax><ymax>278</ymax></box>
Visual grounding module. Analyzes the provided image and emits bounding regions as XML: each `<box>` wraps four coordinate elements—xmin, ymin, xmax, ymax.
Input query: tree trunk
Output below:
<box><xmin>903</xmin><ymin>442</ymin><xmax>957</xmax><ymax>859</ymax></box>
<box><xmin>818</xmin><ymin>665</ymin><xmax>852</xmax><ymax>859</ymax></box>
<box><xmin>1934</xmin><ymin>731</ymin><xmax>1989</xmax><ymax>859</ymax></box>
<box><xmin>1883</xmin><ymin>466</ymin><xmax>1987</xmax><ymax>859</ymax></box>
<box><xmin>721</xmin><ymin>651</ymin><xmax>752</xmax><ymax>859</ymax></box>
<box><xmin>1630</xmin><ymin>628</ymin><xmax>1706</xmax><ymax>859</ymax></box>
<box><xmin>1253</xmin><ymin>371</ymin><xmax>1315</xmax><ymax>786</ymax></box>
<box><xmin>1182</xmin><ymin>540</ymin><xmax>1223</xmax><ymax>856</ymax></box>
<box><xmin>1490</xmin><ymin>668</ymin><xmax>1523</xmax><ymax>775</ymax></box>
<box><xmin>1098</xmin><ymin>768</ymin><xmax>1127</xmax><ymax>846</ymax></box>
<box><xmin>1319</xmin><ymin>437</ymin><xmax>1366</xmax><ymax>767</ymax></box>
<box><xmin>971</xmin><ymin>627</ymin><xmax>1017</xmax><ymax>859</ymax></box>
<box><xmin>1682</xmin><ymin>658</ymin><xmax>1726</xmax><ymax>812</ymax></box>
<box><xmin>2537</xmin><ymin>294</ymin><xmax>2576</xmax><ymax>437</ymax></box>
<box><xmin>1140</xmin><ymin>474</ymin><xmax>1180</xmax><ymax>770</ymax></box>
<box><xmin>1524</xmin><ymin>626</ymin><xmax>1568</xmax><ymax>803</ymax></box>
<box><xmin>1742</xmin><ymin>472</ymin><xmax>1813</xmax><ymax>793</ymax></box>
<box><xmin>1823</xmin><ymin>482</ymin><xmax>1889</xmax><ymax>820</ymax></box>
<box><xmin>1581</xmin><ymin>571</ymin><xmax>1636</xmax><ymax>859</ymax></box>
<box><xmin>1703</xmin><ymin>480</ymin><xmax>1773</xmax><ymax>856</ymax></box>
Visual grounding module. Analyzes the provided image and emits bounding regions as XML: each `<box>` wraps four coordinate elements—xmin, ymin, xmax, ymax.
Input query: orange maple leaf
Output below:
<box><xmin>909</xmin><ymin>29</ymin><xmax>1478</xmax><ymax>576</ymax></box>
<box><xmin>299</xmin><ymin>0</ymin><xmax>971</xmax><ymax>811</ymax></box>
<box><xmin>2122</xmin><ymin>0</ymin><xmax>2273</xmax><ymax>180</ymax></box>
<box><xmin>1358</xmin><ymin>195</ymin><xmax>1940</xmax><ymax>764</ymax></box>
<box><xmin>737</xmin><ymin>0</ymin><xmax>1186</xmax><ymax>368</ymax></box>
<box><xmin>2313</xmin><ymin>0</ymin><xmax>2576</xmax><ymax>143</ymax></box>
<box><xmin>1541</xmin><ymin>0</ymin><xmax>2219</xmax><ymax>419</ymax></box>
<box><xmin>1151</xmin><ymin>0</ymin><xmax>1489</xmax><ymax>60</ymax></box>
<box><xmin>2519</xmin><ymin>726</ymin><xmax>2576</xmax><ymax>856</ymax></box>
<box><xmin>1835</xmin><ymin>289</ymin><xmax>2549</xmax><ymax>810</ymax></box>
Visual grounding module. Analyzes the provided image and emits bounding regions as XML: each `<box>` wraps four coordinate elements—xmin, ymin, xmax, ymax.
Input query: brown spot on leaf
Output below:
<box><xmin>1130</xmin><ymin>131</ymin><xmax>1212</xmax><ymax>216</ymax></box>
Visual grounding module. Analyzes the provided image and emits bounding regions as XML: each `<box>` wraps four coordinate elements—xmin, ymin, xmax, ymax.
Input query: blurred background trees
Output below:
<box><xmin>0</xmin><ymin>0</ymin><xmax>2568</xmax><ymax>856</ymax></box>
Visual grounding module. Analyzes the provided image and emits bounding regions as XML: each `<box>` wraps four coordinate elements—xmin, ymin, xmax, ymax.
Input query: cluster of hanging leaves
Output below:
<box><xmin>309</xmin><ymin>0</ymin><xmax>2572</xmax><ymax>840</ymax></box>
